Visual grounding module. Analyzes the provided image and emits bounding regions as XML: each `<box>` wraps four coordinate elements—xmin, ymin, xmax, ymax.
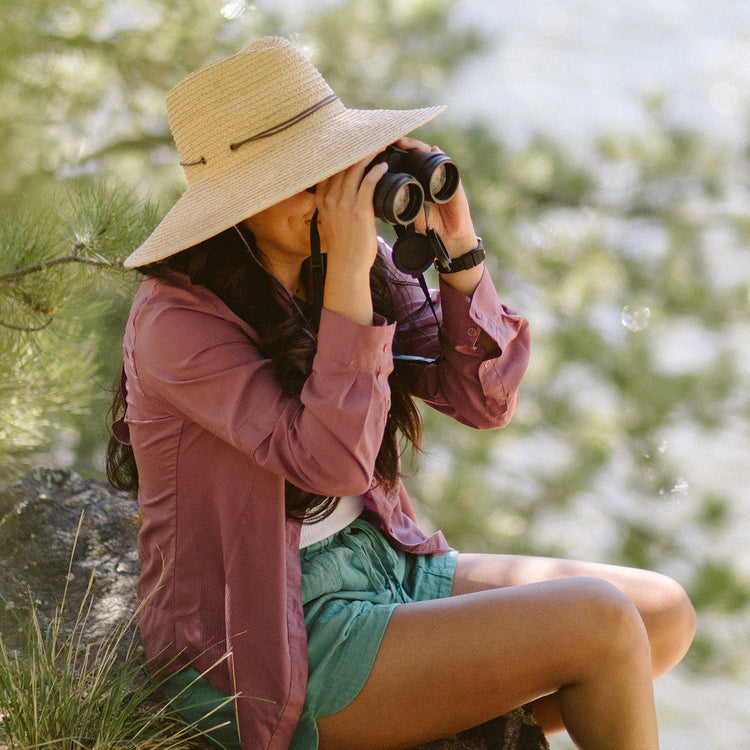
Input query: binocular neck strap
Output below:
<box><xmin>309</xmin><ymin>209</ymin><xmax>325</xmax><ymax>330</ymax></box>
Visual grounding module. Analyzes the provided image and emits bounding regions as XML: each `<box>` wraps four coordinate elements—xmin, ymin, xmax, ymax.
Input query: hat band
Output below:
<box><xmin>229</xmin><ymin>93</ymin><xmax>339</xmax><ymax>152</ymax></box>
<box><xmin>178</xmin><ymin>94</ymin><xmax>340</xmax><ymax>167</ymax></box>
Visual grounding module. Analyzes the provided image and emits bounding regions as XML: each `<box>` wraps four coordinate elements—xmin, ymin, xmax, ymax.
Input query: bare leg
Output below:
<box><xmin>317</xmin><ymin>575</ymin><xmax>660</xmax><ymax>750</ymax></box>
<box><xmin>451</xmin><ymin>553</ymin><xmax>696</xmax><ymax>736</ymax></box>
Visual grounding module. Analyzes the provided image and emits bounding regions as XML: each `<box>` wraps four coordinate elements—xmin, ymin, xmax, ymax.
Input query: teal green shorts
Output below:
<box><xmin>161</xmin><ymin>514</ymin><xmax>458</xmax><ymax>749</ymax></box>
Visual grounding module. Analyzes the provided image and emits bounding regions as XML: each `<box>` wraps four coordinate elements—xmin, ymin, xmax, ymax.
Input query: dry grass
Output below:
<box><xmin>0</xmin><ymin>515</ymin><xmax>231</xmax><ymax>750</ymax></box>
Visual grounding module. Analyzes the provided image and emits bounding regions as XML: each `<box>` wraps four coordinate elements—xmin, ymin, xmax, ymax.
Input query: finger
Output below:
<box><xmin>358</xmin><ymin>161</ymin><xmax>388</xmax><ymax>201</ymax></box>
<box><xmin>332</xmin><ymin>158</ymin><xmax>387</xmax><ymax>211</ymax></box>
<box><xmin>319</xmin><ymin>153</ymin><xmax>379</xmax><ymax>201</ymax></box>
<box><xmin>337</xmin><ymin>157</ymin><xmax>370</xmax><ymax>198</ymax></box>
<box><xmin>394</xmin><ymin>136</ymin><xmax>437</xmax><ymax>153</ymax></box>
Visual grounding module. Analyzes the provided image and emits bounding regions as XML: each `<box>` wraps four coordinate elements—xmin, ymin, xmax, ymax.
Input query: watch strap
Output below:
<box><xmin>435</xmin><ymin>238</ymin><xmax>485</xmax><ymax>273</ymax></box>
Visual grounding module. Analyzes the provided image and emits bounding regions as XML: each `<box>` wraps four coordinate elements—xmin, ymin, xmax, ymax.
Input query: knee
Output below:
<box><xmin>659</xmin><ymin>573</ymin><xmax>696</xmax><ymax>634</ymax></box>
<box><xmin>571</xmin><ymin>578</ymin><xmax>651</xmax><ymax>663</ymax></box>
<box><xmin>646</xmin><ymin>573</ymin><xmax>696</xmax><ymax>672</ymax></box>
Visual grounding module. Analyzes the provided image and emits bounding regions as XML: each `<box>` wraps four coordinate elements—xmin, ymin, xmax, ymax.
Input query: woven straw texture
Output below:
<box><xmin>125</xmin><ymin>37</ymin><xmax>444</xmax><ymax>267</ymax></box>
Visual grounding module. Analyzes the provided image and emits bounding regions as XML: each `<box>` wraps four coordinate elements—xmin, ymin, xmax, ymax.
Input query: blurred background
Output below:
<box><xmin>1</xmin><ymin>1</ymin><xmax>748</xmax><ymax>747</ymax></box>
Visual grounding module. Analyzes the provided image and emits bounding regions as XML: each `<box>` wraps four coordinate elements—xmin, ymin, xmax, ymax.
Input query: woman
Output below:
<box><xmin>108</xmin><ymin>37</ymin><xmax>695</xmax><ymax>750</ymax></box>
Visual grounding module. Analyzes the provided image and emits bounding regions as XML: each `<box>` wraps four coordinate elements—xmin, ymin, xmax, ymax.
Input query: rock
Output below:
<box><xmin>0</xmin><ymin>468</ymin><xmax>549</xmax><ymax>750</ymax></box>
<box><xmin>411</xmin><ymin>707</ymin><xmax>549</xmax><ymax>750</ymax></box>
<box><xmin>0</xmin><ymin>467</ymin><xmax>140</xmax><ymax>650</ymax></box>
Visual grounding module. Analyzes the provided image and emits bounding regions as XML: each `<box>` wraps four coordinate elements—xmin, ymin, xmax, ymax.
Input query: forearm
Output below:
<box><xmin>402</xmin><ymin>268</ymin><xmax>530</xmax><ymax>428</ymax></box>
<box><xmin>323</xmin><ymin>261</ymin><xmax>374</xmax><ymax>326</ymax></box>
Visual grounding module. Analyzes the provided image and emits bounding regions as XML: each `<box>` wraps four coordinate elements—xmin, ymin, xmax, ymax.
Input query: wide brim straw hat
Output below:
<box><xmin>124</xmin><ymin>36</ymin><xmax>445</xmax><ymax>267</ymax></box>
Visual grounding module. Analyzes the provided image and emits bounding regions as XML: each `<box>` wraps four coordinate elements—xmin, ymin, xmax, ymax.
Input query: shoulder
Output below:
<box><xmin>127</xmin><ymin>270</ymin><xmax>261</xmax><ymax>363</ymax></box>
<box><xmin>133</xmin><ymin>270</ymin><xmax>227</xmax><ymax>315</ymax></box>
<box><xmin>131</xmin><ymin>271</ymin><xmax>254</xmax><ymax>334</ymax></box>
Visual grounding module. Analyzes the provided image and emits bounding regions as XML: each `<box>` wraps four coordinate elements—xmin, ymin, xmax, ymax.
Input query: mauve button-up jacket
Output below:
<box><xmin>120</xmin><ymin>244</ymin><xmax>530</xmax><ymax>749</ymax></box>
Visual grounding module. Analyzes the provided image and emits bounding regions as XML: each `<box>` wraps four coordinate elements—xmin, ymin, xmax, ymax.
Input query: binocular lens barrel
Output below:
<box><xmin>368</xmin><ymin>147</ymin><xmax>460</xmax><ymax>225</ymax></box>
<box><xmin>410</xmin><ymin>153</ymin><xmax>460</xmax><ymax>204</ymax></box>
<box><xmin>373</xmin><ymin>174</ymin><xmax>424</xmax><ymax>225</ymax></box>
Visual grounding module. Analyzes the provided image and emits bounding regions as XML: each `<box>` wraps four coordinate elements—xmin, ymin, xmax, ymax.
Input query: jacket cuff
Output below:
<box><xmin>438</xmin><ymin>268</ymin><xmax>526</xmax><ymax>355</ymax></box>
<box><xmin>316</xmin><ymin>308</ymin><xmax>396</xmax><ymax>370</ymax></box>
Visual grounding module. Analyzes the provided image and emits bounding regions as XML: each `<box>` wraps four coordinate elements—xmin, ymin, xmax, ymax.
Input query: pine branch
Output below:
<box><xmin>0</xmin><ymin>317</ymin><xmax>54</xmax><ymax>332</ymax></box>
<box><xmin>0</xmin><ymin>250</ymin><xmax>124</xmax><ymax>284</ymax></box>
<box><xmin>0</xmin><ymin>235</ymin><xmax>129</xmax><ymax>331</ymax></box>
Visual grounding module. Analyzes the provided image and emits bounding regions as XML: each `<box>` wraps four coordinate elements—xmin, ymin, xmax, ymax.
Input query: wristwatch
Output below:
<box><xmin>434</xmin><ymin>238</ymin><xmax>485</xmax><ymax>274</ymax></box>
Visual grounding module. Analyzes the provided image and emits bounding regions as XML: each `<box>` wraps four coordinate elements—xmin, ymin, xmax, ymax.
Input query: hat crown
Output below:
<box><xmin>124</xmin><ymin>36</ymin><xmax>445</xmax><ymax>267</ymax></box>
<box><xmin>166</xmin><ymin>37</ymin><xmax>337</xmax><ymax>184</ymax></box>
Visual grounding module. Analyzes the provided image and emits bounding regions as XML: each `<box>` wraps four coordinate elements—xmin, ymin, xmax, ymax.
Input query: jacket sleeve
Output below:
<box><xmin>129</xmin><ymin>284</ymin><xmax>395</xmax><ymax>497</ymax></box>
<box><xmin>388</xmin><ymin>255</ymin><xmax>530</xmax><ymax>429</ymax></box>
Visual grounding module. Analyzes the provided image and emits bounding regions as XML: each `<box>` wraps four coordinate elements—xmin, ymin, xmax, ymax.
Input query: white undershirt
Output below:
<box><xmin>298</xmin><ymin>495</ymin><xmax>366</xmax><ymax>549</ymax></box>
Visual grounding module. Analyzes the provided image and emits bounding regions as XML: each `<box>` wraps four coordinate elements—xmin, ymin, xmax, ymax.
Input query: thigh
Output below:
<box><xmin>315</xmin><ymin>576</ymin><xmax>633</xmax><ymax>750</ymax></box>
<box><xmin>452</xmin><ymin>551</ymin><xmax>677</xmax><ymax>598</ymax></box>
<box><xmin>451</xmin><ymin>552</ymin><xmax>695</xmax><ymax>676</ymax></box>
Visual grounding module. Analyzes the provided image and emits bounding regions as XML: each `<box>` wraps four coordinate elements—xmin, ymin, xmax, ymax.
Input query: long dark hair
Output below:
<box><xmin>106</xmin><ymin>226</ymin><xmax>424</xmax><ymax>521</ymax></box>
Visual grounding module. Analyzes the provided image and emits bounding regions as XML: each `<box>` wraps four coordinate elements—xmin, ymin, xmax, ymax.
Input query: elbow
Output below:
<box><xmin>488</xmin><ymin>393</ymin><xmax>518</xmax><ymax>428</ymax></box>
<box><xmin>298</xmin><ymin>452</ymin><xmax>376</xmax><ymax>498</ymax></box>
<box><xmin>304</xmin><ymin>422</ymin><xmax>384</xmax><ymax>496</ymax></box>
<box><xmin>254</xmin><ymin>430</ymin><xmax>381</xmax><ymax>498</ymax></box>
<box><xmin>334</xmin><ymin>472</ymin><xmax>374</xmax><ymax>497</ymax></box>
<box><xmin>330</xmin><ymin>453</ymin><xmax>377</xmax><ymax>495</ymax></box>
<box><xmin>308</xmin><ymin>466</ymin><xmax>374</xmax><ymax>498</ymax></box>
<box><xmin>465</xmin><ymin>413</ymin><xmax>513</xmax><ymax>431</ymax></box>
<box><xmin>464</xmin><ymin>392</ymin><xmax>519</xmax><ymax>430</ymax></box>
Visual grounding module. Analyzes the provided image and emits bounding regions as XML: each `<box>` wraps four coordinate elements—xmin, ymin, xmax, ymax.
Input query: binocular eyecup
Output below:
<box><xmin>367</xmin><ymin>146</ymin><xmax>460</xmax><ymax>226</ymax></box>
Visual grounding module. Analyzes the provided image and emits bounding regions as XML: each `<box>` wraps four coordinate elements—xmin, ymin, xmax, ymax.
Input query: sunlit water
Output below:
<box><xmin>447</xmin><ymin>0</ymin><xmax>750</xmax><ymax>150</ymax></box>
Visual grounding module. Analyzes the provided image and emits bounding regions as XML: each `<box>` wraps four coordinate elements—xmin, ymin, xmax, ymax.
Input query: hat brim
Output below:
<box><xmin>124</xmin><ymin>104</ymin><xmax>445</xmax><ymax>267</ymax></box>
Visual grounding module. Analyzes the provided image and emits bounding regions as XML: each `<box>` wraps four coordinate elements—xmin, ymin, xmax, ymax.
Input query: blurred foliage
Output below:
<box><xmin>1</xmin><ymin>0</ymin><xmax>749</xmax><ymax>676</ymax></box>
<box><xmin>410</xmin><ymin>102</ymin><xmax>750</xmax><ymax>675</ymax></box>
<box><xmin>0</xmin><ymin>182</ymin><xmax>157</xmax><ymax>477</ymax></box>
<box><xmin>0</xmin><ymin>0</ymin><xmax>488</xmax><ymax>476</ymax></box>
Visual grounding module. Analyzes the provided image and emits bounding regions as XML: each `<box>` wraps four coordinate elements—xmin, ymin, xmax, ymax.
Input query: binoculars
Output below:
<box><xmin>367</xmin><ymin>146</ymin><xmax>460</xmax><ymax>225</ymax></box>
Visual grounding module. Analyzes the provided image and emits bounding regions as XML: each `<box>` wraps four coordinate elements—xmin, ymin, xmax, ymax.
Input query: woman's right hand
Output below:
<box><xmin>315</xmin><ymin>157</ymin><xmax>388</xmax><ymax>325</ymax></box>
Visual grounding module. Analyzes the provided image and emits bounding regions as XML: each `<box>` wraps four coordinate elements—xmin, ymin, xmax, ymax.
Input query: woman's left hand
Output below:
<box><xmin>395</xmin><ymin>137</ymin><xmax>483</xmax><ymax>297</ymax></box>
<box><xmin>394</xmin><ymin>137</ymin><xmax>478</xmax><ymax>258</ymax></box>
